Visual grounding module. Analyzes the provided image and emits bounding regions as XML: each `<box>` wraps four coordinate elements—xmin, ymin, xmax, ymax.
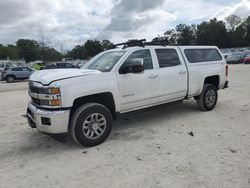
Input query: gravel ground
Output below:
<box><xmin>0</xmin><ymin>65</ymin><xmax>250</xmax><ymax>188</ymax></box>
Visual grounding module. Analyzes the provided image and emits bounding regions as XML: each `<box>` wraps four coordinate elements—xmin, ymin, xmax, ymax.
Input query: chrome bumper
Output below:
<box><xmin>27</xmin><ymin>102</ymin><xmax>70</xmax><ymax>134</ymax></box>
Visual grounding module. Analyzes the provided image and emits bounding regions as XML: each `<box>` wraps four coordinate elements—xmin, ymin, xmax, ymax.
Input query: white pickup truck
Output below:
<box><xmin>27</xmin><ymin>45</ymin><xmax>229</xmax><ymax>147</ymax></box>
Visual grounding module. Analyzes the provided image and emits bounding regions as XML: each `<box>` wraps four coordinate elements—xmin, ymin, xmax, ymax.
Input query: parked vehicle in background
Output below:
<box><xmin>45</xmin><ymin>62</ymin><xmax>76</xmax><ymax>69</ymax></box>
<box><xmin>244</xmin><ymin>54</ymin><xmax>250</xmax><ymax>64</ymax></box>
<box><xmin>27</xmin><ymin>43</ymin><xmax>229</xmax><ymax>147</ymax></box>
<box><xmin>0</xmin><ymin>62</ymin><xmax>14</xmax><ymax>73</ymax></box>
<box><xmin>76</xmin><ymin>61</ymin><xmax>87</xmax><ymax>68</ymax></box>
<box><xmin>222</xmin><ymin>53</ymin><xmax>231</xmax><ymax>60</ymax></box>
<box><xmin>226</xmin><ymin>52</ymin><xmax>244</xmax><ymax>64</ymax></box>
<box><xmin>2</xmin><ymin>67</ymin><xmax>34</xmax><ymax>83</ymax></box>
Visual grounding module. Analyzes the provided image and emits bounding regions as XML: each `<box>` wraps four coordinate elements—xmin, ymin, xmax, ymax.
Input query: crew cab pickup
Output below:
<box><xmin>27</xmin><ymin>45</ymin><xmax>229</xmax><ymax>147</ymax></box>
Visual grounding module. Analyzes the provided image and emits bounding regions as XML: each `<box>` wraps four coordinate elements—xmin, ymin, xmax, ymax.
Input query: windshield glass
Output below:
<box><xmin>84</xmin><ymin>51</ymin><xmax>125</xmax><ymax>72</ymax></box>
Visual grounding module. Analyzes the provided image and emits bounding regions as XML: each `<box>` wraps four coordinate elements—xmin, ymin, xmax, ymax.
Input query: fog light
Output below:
<box><xmin>41</xmin><ymin>117</ymin><xmax>51</xmax><ymax>126</ymax></box>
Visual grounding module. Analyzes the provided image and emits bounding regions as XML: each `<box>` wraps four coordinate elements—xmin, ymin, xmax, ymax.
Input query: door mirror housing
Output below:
<box><xmin>119</xmin><ymin>58</ymin><xmax>144</xmax><ymax>74</ymax></box>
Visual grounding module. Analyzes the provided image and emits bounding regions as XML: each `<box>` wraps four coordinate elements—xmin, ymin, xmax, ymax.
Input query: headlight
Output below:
<box><xmin>37</xmin><ymin>87</ymin><xmax>60</xmax><ymax>94</ymax></box>
<box><xmin>50</xmin><ymin>88</ymin><xmax>60</xmax><ymax>94</ymax></box>
<box><xmin>29</xmin><ymin>84</ymin><xmax>61</xmax><ymax>108</ymax></box>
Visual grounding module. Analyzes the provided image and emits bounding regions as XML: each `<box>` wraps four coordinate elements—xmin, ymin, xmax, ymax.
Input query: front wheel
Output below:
<box><xmin>196</xmin><ymin>84</ymin><xmax>218</xmax><ymax>111</ymax></box>
<box><xmin>6</xmin><ymin>75</ymin><xmax>15</xmax><ymax>83</ymax></box>
<box><xmin>70</xmin><ymin>103</ymin><xmax>113</xmax><ymax>147</ymax></box>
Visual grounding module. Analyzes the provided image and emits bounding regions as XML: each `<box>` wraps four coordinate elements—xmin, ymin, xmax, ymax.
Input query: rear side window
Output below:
<box><xmin>22</xmin><ymin>67</ymin><xmax>30</xmax><ymax>71</ymax></box>
<box><xmin>184</xmin><ymin>49</ymin><xmax>222</xmax><ymax>63</ymax></box>
<box><xmin>12</xmin><ymin>67</ymin><xmax>22</xmax><ymax>71</ymax></box>
<box><xmin>155</xmin><ymin>49</ymin><xmax>181</xmax><ymax>68</ymax></box>
<box><xmin>66</xmin><ymin>63</ymin><xmax>73</xmax><ymax>68</ymax></box>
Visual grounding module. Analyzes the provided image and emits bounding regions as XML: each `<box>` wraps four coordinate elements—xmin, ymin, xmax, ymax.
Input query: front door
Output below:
<box><xmin>116</xmin><ymin>49</ymin><xmax>158</xmax><ymax>112</ymax></box>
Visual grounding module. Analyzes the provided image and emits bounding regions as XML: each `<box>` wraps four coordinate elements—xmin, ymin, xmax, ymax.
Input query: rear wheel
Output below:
<box><xmin>196</xmin><ymin>84</ymin><xmax>218</xmax><ymax>111</ymax></box>
<box><xmin>6</xmin><ymin>75</ymin><xmax>15</xmax><ymax>83</ymax></box>
<box><xmin>70</xmin><ymin>103</ymin><xmax>113</xmax><ymax>147</ymax></box>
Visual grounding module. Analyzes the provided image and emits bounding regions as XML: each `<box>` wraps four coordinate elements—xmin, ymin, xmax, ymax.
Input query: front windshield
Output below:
<box><xmin>85</xmin><ymin>51</ymin><xmax>125</xmax><ymax>72</ymax></box>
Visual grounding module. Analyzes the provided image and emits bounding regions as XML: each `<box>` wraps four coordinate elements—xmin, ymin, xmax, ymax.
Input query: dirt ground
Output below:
<box><xmin>0</xmin><ymin>65</ymin><xmax>250</xmax><ymax>188</ymax></box>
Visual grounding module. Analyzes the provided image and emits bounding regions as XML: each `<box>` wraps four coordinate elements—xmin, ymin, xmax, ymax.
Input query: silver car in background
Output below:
<box><xmin>1</xmin><ymin>67</ymin><xmax>35</xmax><ymax>83</ymax></box>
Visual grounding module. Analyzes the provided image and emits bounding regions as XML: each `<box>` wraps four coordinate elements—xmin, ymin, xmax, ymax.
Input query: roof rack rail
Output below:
<box><xmin>114</xmin><ymin>39</ymin><xmax>146</xmax><ymax>49</ymax></box>
<box><xmin>144</xmin><ymin>40</ymin><xmax>169</xmax><ymax>46</ymax></box>
<box><xmin>114</xmin><ymin>39</ymin><xmax>169</xmax><ymax>49</ymax></box>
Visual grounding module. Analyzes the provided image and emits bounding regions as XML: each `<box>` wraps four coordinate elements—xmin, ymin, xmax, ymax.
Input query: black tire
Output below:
<box><xmin>6</xmin><ymin>75</ymin><xmax>15</xmax><ymax>83</ymax></box>
<box><xmin>196</xmin><ymin>84</ymin><xmax>218</xmax><ymax>111</ymax></box>
<box><xmin>69</xmin><ymin>103</ymin><xmax>113</xmax><ymax>147</ymax></box>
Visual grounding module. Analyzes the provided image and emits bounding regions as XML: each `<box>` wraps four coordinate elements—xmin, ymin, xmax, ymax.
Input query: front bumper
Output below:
<box><xmin>27</xmin><ymin>102</ymin><xmax>70</xmax><ymax>134</ymax></box>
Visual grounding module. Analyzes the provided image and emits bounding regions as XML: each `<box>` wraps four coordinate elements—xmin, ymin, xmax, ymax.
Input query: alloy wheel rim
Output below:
<box><xmin>82</xmin><ymin>113</ymin><xmax>106</xmax><ymax>139</ymax></box>
<box><xmin>205</xmin><ymin>89</ymin><xmax>216</xmax><ymax>107</ymax></box>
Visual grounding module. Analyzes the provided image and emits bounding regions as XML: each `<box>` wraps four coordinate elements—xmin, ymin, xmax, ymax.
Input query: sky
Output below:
<box><xmin>0</xmin><ymin>0</ymin><xmax>249</xmax><ymax>51</ymax></box>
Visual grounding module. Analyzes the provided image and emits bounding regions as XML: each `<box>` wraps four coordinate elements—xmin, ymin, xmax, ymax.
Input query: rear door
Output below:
<box><xmin>153</xmin><ymin>47</ymin><xmax>188</xmax><ymax>101</ymax></box>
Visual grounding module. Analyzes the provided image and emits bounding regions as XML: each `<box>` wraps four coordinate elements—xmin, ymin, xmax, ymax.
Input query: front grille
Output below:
<box><xmin>29</xmin><ymin>82</ymin><xmax>48</xmax><ymax>106</ymax></box>
<box><xmin>29</xmin><ymin>85</ymin><xmax>40</xmax><ymax>93</ymax></box>
<box><xmin>31</xmin><ymin>97</ymin><xmax>41</xmax><ymax>106</ymax></box>
<box><xmin>29</xmin><ymin>85</ymin><xmax>49</xmax><ymax>94</ymax></box>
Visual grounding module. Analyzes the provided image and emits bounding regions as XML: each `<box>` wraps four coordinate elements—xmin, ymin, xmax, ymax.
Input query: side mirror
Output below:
<box><xmin>119</xmin><ymin>58</ymin><xmax>144</xmax><ymax>74</ymax></box>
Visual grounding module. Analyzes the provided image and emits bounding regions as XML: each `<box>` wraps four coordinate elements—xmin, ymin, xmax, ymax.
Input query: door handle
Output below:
<box><xmin>179</xmin><ymin>70</ymin><xmax>186</xmax><ymax>74</ymax></box>
<box><xmin>148</xmin><ymin>74</ymin><xmax>158</xmax><ymax>79</ymax></box>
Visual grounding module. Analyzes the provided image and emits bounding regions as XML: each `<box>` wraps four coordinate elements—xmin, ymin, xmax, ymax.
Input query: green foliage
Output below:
<box><xmin>42</xmin><ymin>47</ymin><xmax>63</xmax><ymax>61</ymax></box>
<box><xmin>15</xmin><ymin>39</ymin><xmax>62</xmax><ymax>62</ymax></box>
<box><xmin>175</xmin><ymin>24</ymin><xmax>196</xmax><ymax>45</ymax></box>
<box><xmin>156</xmin><ymin>15</ymin><xmax>250</xmax><ymax>48</ymax></box>
<box><xmin>66</xmin><ymin>40</ymin><xmax>114</xmax><ymax>60</ymax></box>
<box><xmin>84</xmin><ymin>40</ymin><xmax>103</xmax><ymax>57</ymax></box>
<box><xmin>100</xmin><ymin>40</ymin><xmax>114</xmax><ymax>51</ymax></box>
<box><xmin>0</xmin><ymin>44</ymin><xmax>18</xmax><ymax>59</ymax></box>
<box><xmin>16</xmin><ymin>39</ymin><xmax>40</xmax><ymax>62</ymax></box>
<box><xmin>196</xmin><ymin>18</ymin><xmax>229</xmax><ymax>48</ymax></box>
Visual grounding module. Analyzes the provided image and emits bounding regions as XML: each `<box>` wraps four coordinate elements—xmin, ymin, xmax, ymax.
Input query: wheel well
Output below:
<box><xmin>71</xmin><ymin>92</ymin><xmax>116</xmax><ymax>119</ymax></box>
<box><xmin>7</xmin><ymin>74</ymin><xmax>15</xmax><ymax>78</ymax></box>
<box><xmin>204</xmin><ymin>75</ymin><xmax>219</xmax><ymax>89</ymax></box>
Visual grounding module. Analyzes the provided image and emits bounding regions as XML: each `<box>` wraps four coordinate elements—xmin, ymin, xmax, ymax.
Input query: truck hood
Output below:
<box><xmin>29</xmin><ymin>69</ymin><xmax>101</xmax><ymax>85</ymax></box>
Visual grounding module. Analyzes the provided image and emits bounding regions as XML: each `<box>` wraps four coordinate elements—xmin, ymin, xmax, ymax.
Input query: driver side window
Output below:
<box><xmin>123</xmin><ymin>49</ymin><xmax>153</xmax><ymax>70</ymax></box>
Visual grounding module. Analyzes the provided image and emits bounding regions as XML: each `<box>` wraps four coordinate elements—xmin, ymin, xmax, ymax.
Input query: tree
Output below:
<box><xmin>225</xmin><ymin>15</ymin><xmax>242</xmax><ymax>31</ymax></box>
<box><xmin>231</xmin><ymin>25</ymin><xmax>246</xmax><ymax>47</ymax></box>
<box><xmin>0</xmin><ymin>45</ymin><xmax>18</xmax><ymax>59</ymax></box>
<box><xmin>67</xmin><ymin>40</ymin><xmax>105</xmax><ymax>60</ymax></box>
<box><xmin>66</xmin><ymin>45</ymin><xmax>87</xmax><ymax>60</ymax></box>
<box><xmin>16</xmin><ymin>39</ymin><xmax>40</xmax><ymax>62</ymax></box>
<box><xmin>100</xmin><ymin>40</ymin><xmax>114</xmax><ymax>51</ymax></box>
<box><xmin>42</xmin><ymin>47</ymin><xmax>63</xmax><ymax>61</ymax></box>
<box><xmin>175</xmin><ymin>24</ymin><xmax>197</xmax><ymax>45</ymax></box>
<box><xmin>196</xmin><ymin>18</ymin><xmax>229</xmax><ymax>48</ymax></box>
<box><xmin>163</xmin><ymin>29</ymin><xmax>177</xmax><ymax>45</ymax></box>
<box><xmin>243</xmin><ymin>16</ymin><xmax>250</xmax><ymax>46</ymax></box>
<box><xmin>84</xmin><ymin>40</ymin><xmax>103</xmax><ymax>58</ymax></box>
